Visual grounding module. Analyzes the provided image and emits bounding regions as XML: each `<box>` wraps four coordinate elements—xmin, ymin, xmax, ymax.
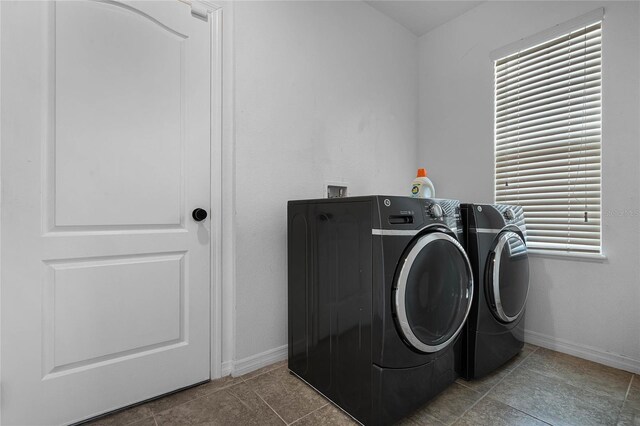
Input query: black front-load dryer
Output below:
<box><xmin>460</xmin><ymin>204</ymin><xmax>530</xmax><ymax>380</ymax></box>
<box><xmin>288</xmin><ymin>196</ymin><xmax>473</xmax><ymax>425</ymax></box>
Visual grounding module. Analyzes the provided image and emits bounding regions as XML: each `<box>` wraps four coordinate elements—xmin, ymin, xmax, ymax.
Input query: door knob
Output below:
<box><xmin>192</xmin><ymin>208</ymin><xmax>208</xmax><ymax>222</ymax></box>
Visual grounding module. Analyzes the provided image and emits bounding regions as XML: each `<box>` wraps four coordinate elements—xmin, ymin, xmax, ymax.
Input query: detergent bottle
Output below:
<box><xmin>410</xmin><ymin>168</ymin><xmax>435</xmax><ymax>198</ymax></box>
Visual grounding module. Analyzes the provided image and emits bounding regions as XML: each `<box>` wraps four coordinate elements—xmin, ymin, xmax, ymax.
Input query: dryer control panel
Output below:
<box><xmin>462</xmin><ymin>203</ymin><xmax>527</xmax><ymax>240</ymax></box>
<box><xmin>375</xmin><ymin>196</ymin><xmax>462</xmax><ymax>236</ymax></box>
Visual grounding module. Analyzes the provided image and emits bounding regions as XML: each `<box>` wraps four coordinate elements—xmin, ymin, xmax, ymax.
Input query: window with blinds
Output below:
<box><xmin>494</xmin><ymin>20</ymin><xmax>602</xmax><ymax>255</ymax></box>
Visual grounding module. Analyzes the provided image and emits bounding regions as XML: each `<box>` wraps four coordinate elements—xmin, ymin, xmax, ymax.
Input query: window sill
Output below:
<box><xmin>527</xmin><ymin>249</ymin><xmax>607</xmax><ymax>262</ymax></box>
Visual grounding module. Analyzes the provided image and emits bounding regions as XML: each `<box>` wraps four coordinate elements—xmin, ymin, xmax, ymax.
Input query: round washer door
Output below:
<box><xmin>394</xmin><ymin>232</ymin><xmax>473</xmax><ymax>353</ymax></box>
<box><xmin>487</xmin><ymin>231</ymin><xmax>530</xmax><ymax>323</ymax></box>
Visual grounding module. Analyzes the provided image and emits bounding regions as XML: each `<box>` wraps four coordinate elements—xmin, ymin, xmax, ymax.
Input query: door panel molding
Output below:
<box><xmin>94</xmin><ymin>0</ymin><xmax>190</xmax><ymax>39</ymax></box>
<box><xmin>42</xmin><ymin>251</ymin><xmax>188</xmax><ymax>378</ymax></box>
<box><xmin>43</xmin><ymin>1</ymin><xmax>189</xmax><ymax>233</ymax></box>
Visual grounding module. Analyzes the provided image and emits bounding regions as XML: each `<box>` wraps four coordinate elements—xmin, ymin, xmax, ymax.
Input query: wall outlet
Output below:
<box><xmin>327</xmin><ymin>185</ymin><xmax>348</xmax><ymax>199</ymax></box>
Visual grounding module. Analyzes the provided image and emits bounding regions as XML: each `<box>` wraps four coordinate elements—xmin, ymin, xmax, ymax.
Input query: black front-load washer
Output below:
<box><xmin>460</xmin><ymin>204</ymin><xmax>530</xmax><ymax>380</ymax></box>
<box><xmin>288</xmin><ymin>196</ymin><xmax>473</xmax><ymax>425</ymax></box>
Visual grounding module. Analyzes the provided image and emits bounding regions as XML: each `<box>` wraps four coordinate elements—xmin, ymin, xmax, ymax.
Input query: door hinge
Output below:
<box><xmin>178</xmin><ymin>0</ymin><xmax>215</xmax><ymax>21</ymax></box>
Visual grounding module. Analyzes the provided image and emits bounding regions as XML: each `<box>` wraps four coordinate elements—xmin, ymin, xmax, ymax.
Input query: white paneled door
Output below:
<box><xmin>1</xmin><ymin>1</ymin><xmax>213</xmax><ymax>424</ymax></box>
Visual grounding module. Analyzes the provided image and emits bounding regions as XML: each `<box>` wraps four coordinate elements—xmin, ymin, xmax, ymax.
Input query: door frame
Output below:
<box><xmin>0</xmin><ymin>2</ymin><xmax>232</xmax><ymax>418</ymax></box>
<box><xmin>197</xmin><ymin>0</ymin><xmax>237</xmax><ymax>380</ymax></box>
<box><xmin>203</xmin><ymin>0</ymin><xmax>225</xmax><ymax>381</ymax></box>
<box><xmin>164</xmin><ymin>0</ymin><xmax>233</xmax><ymax>381</ymax></box>
<box><xmin>175</xmin><ymin>0</ymin><xmax>230</xmax><ymax>380</ymax></box>
<box><xmin>199</xmin><ymin>0</ymin><xmax>224</xmax><ymax>379</ymax></box>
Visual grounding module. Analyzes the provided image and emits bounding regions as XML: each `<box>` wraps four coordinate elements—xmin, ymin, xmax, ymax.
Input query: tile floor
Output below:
<box><xmin>85</xmin><ymin>344</ymin><xmax>639</xmax><ymax>426</ymax></box>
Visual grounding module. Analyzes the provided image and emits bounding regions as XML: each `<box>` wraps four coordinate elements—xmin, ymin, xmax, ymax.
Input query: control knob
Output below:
<box><xmin>428</xmin><ymin>203</ymin><xmax>443</xmax><ymax>219</ymax></box>
<box><xmin>504</xmin><ymin>208</ymin><xmax>515</xmax><ymax>221</ymax></box>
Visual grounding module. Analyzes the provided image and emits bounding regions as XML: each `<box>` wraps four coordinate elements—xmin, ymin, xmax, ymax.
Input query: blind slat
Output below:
<box><xmin>497</xmin><ymin>179</ymin><xmax>601</xmax><ymax>193</ymax></box>
<box><xmin>496</xmin><ymin>132</ymin><xmax>600</xmax><ymax>153</ymax></box>
<box><xmin>525</xmin><ymin>220</ymin><xmax>600</xmax><ymax>227</ymax></box>
<box><xmin>497</xmin><ymin>127</ymin><xmax>601</xmax><ymax>148</ymax></box>
<box><xmin>497</xmin><ymin>193</ymin><xmax>600</xmax><ymax>202</ymax></box>
<box><xmin>497</xmin><ymin>92</ymin><xmax>600</xmax><ymax>121</ymax></box>
<box><xmin>497</xmin><ymin>96</ymin><xmax>600</xmax><ymax>123</ymax></box>
<box><xmin>496</xmin><ymin>106</ymin><xmax>600</xmax><ymax>136</ymax></box>
<box><xmin>524</xmin><ymin>211</ymin><xmax>601</xmax><ymax>218</ymax></box>
<box><xmin>497</xmin><ymin>142</ymin><xmax>601</xmax><ymax>162</ymax></box>
<box><xmin>496</xmin><ymin>100</ymin><xmax>601</xmax><ymax>128</ymax></box>
<box><xmin>520</xmin><ymin>203</ymin><xmax>600</xmax><ymax>210</ymax></box>
<box><xmin>496</xmin><ymin>156</ymin><xmax>600</xmax><ymax>175</ymax></box>
<box><xmin>521</xmin><ymin>206</ymin><xmax>600</xmax><ymax>213</ymax></box>
<box><xmin>497</xmin><ymin>65</ymin><xmax>602</xmax><ymax>106</ymax></box>
<box><xmin>497</xmin><ymin>183</ymin><xmax>601</xmax><ymax>195</ymax></box>
<box><xmin>496</xmin><ymin>163</ymin><xmax>600</xmax><ymax>180</ymax></box>
<box><xmin>496</xmin><ymin>55</ymin><xmax>601</xmax><ymax>91</ymax></box>
<box><xmin>497</xmin><ymin>150</ymin><xmax>601</xmax><ymax>168</ymax></box>
<box><xmin>496</xmin><ymin>83</ymin><xmax>600</xmax><ymax>114</ymax></box>
<box><xmin>496</xmin><ymin>135</ymin><xmax>600</xmax><ymax>155</ymax></box>
<box><xmin>527</xmin><ymin>235</ymin><xmax>598</xmax><ymax>246</ymax></box>
<box><xmin>496</xmin><ymin>23</ymin><xmax>601</xmax><ymax>67</ymax></box>
<box><xmin>496</xmin><ymin>57</ymin><xmax>601</xmax><ymax>99</ymax></box>
<box><xmin>496</xmin><ymin>64</ymin><xmax>601</xmax><ymax>100</ymax></box>
<box><xmin>495</xmin><ymin>33</ymin><xmax>602</xmax><ymax>77</ymax></box>
<box><xmin>497</xmin><ymin>114</ymin><xmax>601</xmax><ymax>140</ymax></box>
<box><xmin>527</xmin><ymin>244</ymin><xmax>600</xmax><ymax>253</ymax></box>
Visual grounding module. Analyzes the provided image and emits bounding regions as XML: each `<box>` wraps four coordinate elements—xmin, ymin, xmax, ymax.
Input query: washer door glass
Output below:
<box><xmin>488</xmin><ymin>231</ymin><xmax>529</xmax><ymax>322</ymax></box>
<box><xmin>394</xmin><ymin>232</ymin><xmax>473</xmax><ymax>353</ymax></box>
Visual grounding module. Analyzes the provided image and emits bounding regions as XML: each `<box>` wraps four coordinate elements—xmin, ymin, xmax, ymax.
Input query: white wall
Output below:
<box><xmin>418</xmin><ymin>1</ymin><xmax>640</xmax><ymax>372</ymax></box>
<box><xmin>230</xmin><ymin>1</ymin><xmax>418</xmax><ymax>364</ymax></box>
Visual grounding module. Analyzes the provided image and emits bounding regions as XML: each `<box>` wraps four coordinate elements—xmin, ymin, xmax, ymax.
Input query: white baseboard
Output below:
<box><xmin>229</xmin><ymin>344</ymin><xmax>288</xmax><ymax>377</ymax></box>
<box><xmin>525</xmin><ymin>329</ymin><xmax>640</xmax><ymax>374</ymax></box>
<box><xmin>220</xmin><ymin>360</ymin><xmax>234</xmax><ymax>377</ymax></box>
<box><xmin>220</xmin><ymin>332</ymin><xmax>640</xmax><ymax>379</ymax></box>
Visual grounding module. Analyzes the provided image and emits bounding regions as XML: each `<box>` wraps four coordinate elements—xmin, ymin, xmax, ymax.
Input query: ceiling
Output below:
<box><xmin>365</xmin><ymin>1</ymin><xmax>483</xmax><ymax>36</ymax></box>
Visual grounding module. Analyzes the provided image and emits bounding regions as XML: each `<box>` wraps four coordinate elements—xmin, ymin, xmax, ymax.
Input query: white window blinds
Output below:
<box><xmin>494</xmin><ymin>20</ymin><xmax>602</xmax><ymax>254</ymax></box>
